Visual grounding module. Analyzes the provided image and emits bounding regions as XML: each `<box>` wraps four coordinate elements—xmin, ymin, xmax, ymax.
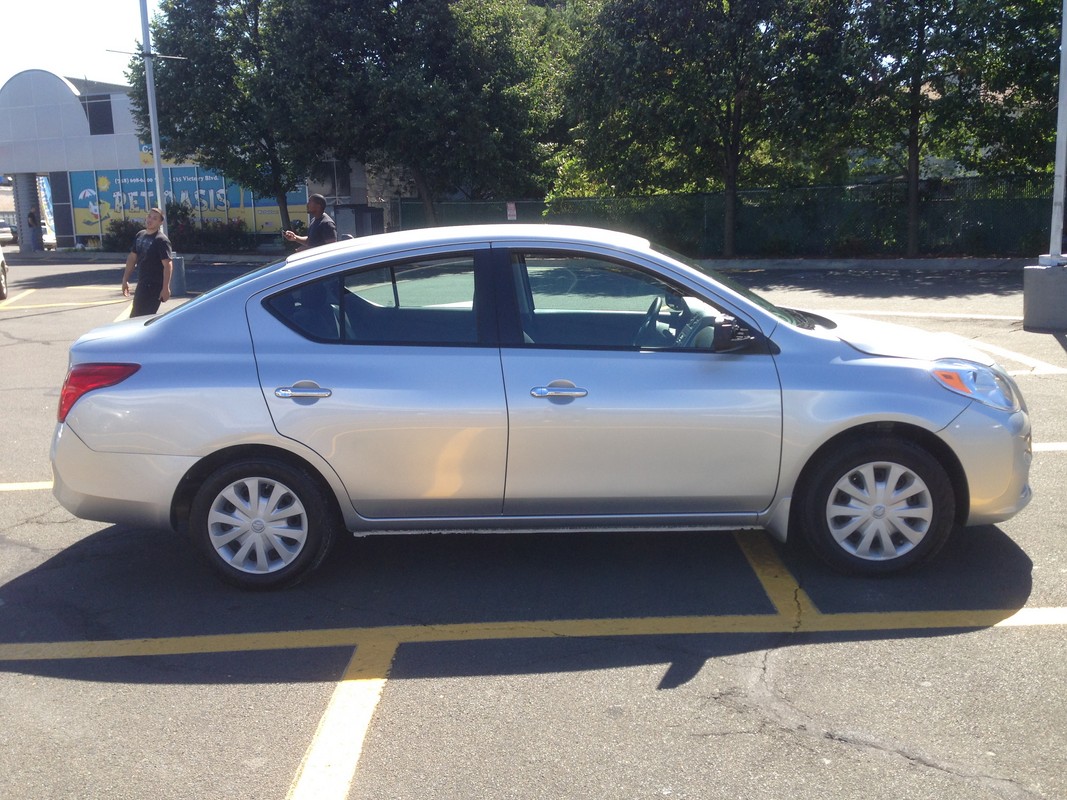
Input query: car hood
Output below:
<box><xmin>823</xmin><ymin>313</ymin><xmax>995</xmax><ymax>366</ymax></box>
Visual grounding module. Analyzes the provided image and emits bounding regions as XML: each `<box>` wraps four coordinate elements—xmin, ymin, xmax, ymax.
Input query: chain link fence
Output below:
<box><xmin>390</xmin><ymin>176</ymin><xmax>1053</xmax><ymax>258</ymax></box>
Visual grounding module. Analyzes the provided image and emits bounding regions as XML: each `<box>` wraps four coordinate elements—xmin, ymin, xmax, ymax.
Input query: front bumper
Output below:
<box><xmin>940</xmin><ymin>403</ymin><xmax>1032</xmax><ymax>526</ymax></box>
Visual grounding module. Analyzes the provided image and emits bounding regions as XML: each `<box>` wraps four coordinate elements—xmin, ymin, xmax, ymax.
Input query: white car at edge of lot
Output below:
<box><xmin>50</xmin><ymin>224</ymin><xmax>1033</xmax><ymax>589</ymax></box>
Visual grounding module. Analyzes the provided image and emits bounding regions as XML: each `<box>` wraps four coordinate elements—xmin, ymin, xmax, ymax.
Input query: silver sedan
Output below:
<box><xmin>51</xmin><ymin>225</ymin><xmax>1032</xmax><ymax>588</ymax></box>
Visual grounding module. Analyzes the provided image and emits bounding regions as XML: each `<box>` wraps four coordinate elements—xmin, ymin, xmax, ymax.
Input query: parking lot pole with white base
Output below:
<box><xmin>1025</xmin><ymin>0</ymin><xmax>1067</xmax><ymax>332</ymax></box>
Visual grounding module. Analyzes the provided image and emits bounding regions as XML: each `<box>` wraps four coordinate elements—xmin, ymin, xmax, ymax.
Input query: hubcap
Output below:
<box><xmin>207</xmin><ymin>477</ymin><xmax>308</xmax><ymax>574</ymax></box>
<box><xmin>825</xmin><ymin>461</ymin><xmax>933</xmax><ymax>561</ymax></box>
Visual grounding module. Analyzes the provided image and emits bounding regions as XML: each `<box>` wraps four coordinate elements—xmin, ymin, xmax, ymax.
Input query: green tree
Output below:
<box><xmin>127</xmin><ymin>0</ymin><xmax>331</xmax><ymax>229</ymax></box>
<box><xmin>853</xmin><ymin>0</ymin><xmax>1059</xmax><ymax>255</ymax></box>
<box><xmin>568</xmin><ymin>0</ymin><xmax>856</xmax><ymax>256</ymax></box>
<box><xmin>358</xmin><ymin>0</ymin><xmax>549</xmax><ymax>222</ymax></box>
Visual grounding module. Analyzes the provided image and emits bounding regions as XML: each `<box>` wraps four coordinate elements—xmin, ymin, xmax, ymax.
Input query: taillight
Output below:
<box><xmin>58</xmin><ymin>363</ymin><xmax>141</xmax><ymax>422</ymax></box>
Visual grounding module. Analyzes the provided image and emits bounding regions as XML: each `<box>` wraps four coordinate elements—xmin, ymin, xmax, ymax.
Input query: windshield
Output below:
<box><xmin>650</xmin><ymin>243</ymin><xmax>809</xmax><ymax>327</ymax></box>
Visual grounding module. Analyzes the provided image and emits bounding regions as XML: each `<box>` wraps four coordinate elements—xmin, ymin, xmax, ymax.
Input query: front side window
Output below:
<box><xmin>512</xmin><ymin>253</ymin><xmax>720</xmax><ymax>349</ymax></box>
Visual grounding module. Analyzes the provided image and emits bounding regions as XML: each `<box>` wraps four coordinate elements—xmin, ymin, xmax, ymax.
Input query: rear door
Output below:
<box><xmin>247</xmin><ymin>250</ymin><xmax>509</xmax><ymax>518</ymax></box>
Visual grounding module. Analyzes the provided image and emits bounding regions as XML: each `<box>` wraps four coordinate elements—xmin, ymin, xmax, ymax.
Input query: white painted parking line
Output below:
<box><xmin>993</xmin><ymin>607</ymin><xmax>1067</xmax><ymax>627</ymax></box>
<box><xmin>1033</xmin><ymin>443</ymin><xmax>1067</xmax><ymax>452</ymax></box>
<box><xmin>959</xmin><ymin>339</ymin><xmax>1067</xmax><ymax>375</ymax></box>
<box><xmin>832</xmin><ymin>309</ymin><xmax>1022</xmax><ymax>322</ymax></box>
<box><xmin>0</xmin><ymin>481</ymin><xmax>52</xmax><ymax>492</ymax></box>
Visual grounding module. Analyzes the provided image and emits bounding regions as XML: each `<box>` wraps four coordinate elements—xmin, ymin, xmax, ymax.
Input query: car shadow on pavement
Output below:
<box><xmin>0</xmin><ymin>524</ymin><xmax>1033</xmax><ymax>686</ymax></box>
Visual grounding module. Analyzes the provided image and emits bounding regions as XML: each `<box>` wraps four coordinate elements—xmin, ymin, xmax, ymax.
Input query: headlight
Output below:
<box><xmin>931</xmin><ymin>359</ymin><xmax>1020</xmax><ymax>412</ymax></box>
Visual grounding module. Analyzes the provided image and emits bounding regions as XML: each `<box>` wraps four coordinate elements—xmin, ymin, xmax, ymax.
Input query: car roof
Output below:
<box><xmin>285</xmin><ymin>224</ymin><xmax>654</xmax><ymax>266</ymax></box>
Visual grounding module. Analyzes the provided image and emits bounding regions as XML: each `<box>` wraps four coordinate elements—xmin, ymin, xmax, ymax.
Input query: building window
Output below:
<box><xmin>79</xmin><ymin>94</ymin><xmax>115</xmax><ymax>136</ymax></box>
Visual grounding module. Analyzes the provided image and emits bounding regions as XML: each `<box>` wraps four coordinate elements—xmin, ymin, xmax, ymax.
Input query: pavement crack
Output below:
<box><xmin>712</xmin><ymin>647</ymin><xmax>1049</xmax><ymax>799</ymax></box>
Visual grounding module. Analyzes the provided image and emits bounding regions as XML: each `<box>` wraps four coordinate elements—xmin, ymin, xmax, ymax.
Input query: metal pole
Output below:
<box><xmin>1044</xmin><ymin>0</ymin><xmax>1067</xmax><ymax>262</ymax></box>
<box><xmin>139</xmin><ymin>0</ymin><xmax>185</xmax><ymax>295</ymax></box>
<box><xmin>140</xmin><ymin>0</ymin><xmax>167</xmax><ymax>228</ymax></box>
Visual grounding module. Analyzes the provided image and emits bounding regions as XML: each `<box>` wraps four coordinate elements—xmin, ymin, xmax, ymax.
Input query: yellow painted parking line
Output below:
<box><xmin>736</xmin><ymin>533</ymin><xmax>821</xmax><ymax>623</ymax></box>
<box><xmin>0</xmin><ymin>481</ymin><xmax>52</xmax><ymax>492</ymax></box>
<box><xmin>3</xmin><ymin>300</ymin><xmax>130</xmax><ymax>310</ymax></box>
<box><xmin>2</xmin><ymin>605</ymin><xmax>1065</xmax><ymax>664</ymax></box>
<box><xmin>287</xmin><ymin>638</ymin><xmax>398</xmax><ymax>800</ymax></box>
<box><xmin>0</xmin><ymin>289</ymin><xmax>35</xmax><ymax>308</ymax></box>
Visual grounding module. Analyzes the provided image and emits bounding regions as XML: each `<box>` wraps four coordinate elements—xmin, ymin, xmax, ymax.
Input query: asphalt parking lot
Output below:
<box><xmin>0</xmin><ymin>254</ymin><xmax>1064</xmax><ymax>800</ymax></box>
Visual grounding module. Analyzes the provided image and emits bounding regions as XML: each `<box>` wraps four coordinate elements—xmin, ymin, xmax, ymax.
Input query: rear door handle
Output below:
<box><xmin>275</xmin><ymin>386</ymin><xmax>333</xmax><ymax>399</ymax></box>
<box><xmin>530</xmin><ymin>386</ymin><xmax>588</xmax><ymax>398</ymax></box>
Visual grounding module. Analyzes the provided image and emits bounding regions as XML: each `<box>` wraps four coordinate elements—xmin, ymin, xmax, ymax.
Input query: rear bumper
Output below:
<box><xmin>50</xmin><ymin>424</ymin><xmax>195</xmax><ymax>531</ymax></box>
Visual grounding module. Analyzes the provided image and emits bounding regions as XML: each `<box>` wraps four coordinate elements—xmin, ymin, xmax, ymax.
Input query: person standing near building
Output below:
<box><xmin>121</xmin><ymin>207</ymin><xmax>173</xmax><ymax>317</ymax></box>
<box><xmin>27</xmin><ymin>210</ymin><xmax>43</xmax><ymax>251</ymax></box>
<box><xmin>283</xmin><ymin>194</ymin><xmax>337</xmax><ymax>249</ymax></box>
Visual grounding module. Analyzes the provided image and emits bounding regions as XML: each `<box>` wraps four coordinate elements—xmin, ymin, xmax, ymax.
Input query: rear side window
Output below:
<box><xmin>343</xmin><ymin>256</ymin><xmax>478</xmax><ymax>344</ymax></box>
<box><xmin>266</xmin><ymin>255</ymin><xmax>479</xmax><ymax>345</ymax></box>
<box><xmin>266</xmin><ymin>278</ymin><xmax>343</xmax><ymax>341</ymax></box>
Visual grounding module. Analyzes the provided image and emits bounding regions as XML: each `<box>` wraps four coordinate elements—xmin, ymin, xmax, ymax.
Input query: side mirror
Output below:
<box><xmin>711</xmin><ymin>315</ymin><xmax>757</xmax><ymax>353</ymax></box>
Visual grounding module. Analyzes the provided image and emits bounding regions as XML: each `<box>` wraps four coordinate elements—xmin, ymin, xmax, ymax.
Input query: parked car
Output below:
<box><xmin>51</xmin><ymin>225</ymin><xmax>1032</xmax><ymax>588</ymax></box>
<box><xmin>0</xmin><ymin>220</ymin><xmax>16</xmax><ymax>245</ymax></box>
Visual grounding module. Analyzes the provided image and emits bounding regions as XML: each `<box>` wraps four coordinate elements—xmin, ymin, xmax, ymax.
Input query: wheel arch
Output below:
<box><xmin>790</xmin><ymin>421</ymin><xmax>969</xmax><ymax>532</ymax></box>
<box><xmin>171</xmin><ymin>443</ymin><xmax>345</xmax><ymax>534</ymax></box>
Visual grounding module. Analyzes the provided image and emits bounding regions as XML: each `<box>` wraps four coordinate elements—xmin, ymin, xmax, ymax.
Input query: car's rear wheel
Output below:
<box><xmin>189</xmin><ymin>459</ymin><xmax>336</xmax><ymax>589</ymax></box>
<box><xmin>798</xmin><ymin>438</ymin><xmax>955</xmax><ymax>574</ymax></box>
<box><xmin>0</xmin><ymin>264</ymin><xmax>8</xmax><ymax>301</ymax></box>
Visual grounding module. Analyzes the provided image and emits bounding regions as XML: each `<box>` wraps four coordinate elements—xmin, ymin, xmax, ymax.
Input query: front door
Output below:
<box><xmin>498</xmin><ymin>251</ymin><xmax>782</xmax><ymax>516</ymax></box>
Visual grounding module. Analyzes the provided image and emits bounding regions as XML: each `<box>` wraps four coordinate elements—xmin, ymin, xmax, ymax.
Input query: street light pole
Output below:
<box><xmin>139</xmin><ymin>0</ymin><xmax>167</xmax><ymax>229</ymax></box>
<box><xmin>138</xmin><ymin>0</ymin><xmax>186</xmax><ymax>295</ymax></box>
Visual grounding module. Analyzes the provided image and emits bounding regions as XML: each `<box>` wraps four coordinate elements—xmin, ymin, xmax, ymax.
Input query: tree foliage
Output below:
<box><xmin>128</xmin><ymin>0</ymin><xmax>1063</xmax><ymax>256</ymax></box>
<box><xmin>851</xmin><ymin>0</ymin><xmax>1059</xmax><ymax>254</ymax></box>
<box><xmin>363</xmin><ymin>0</ymin><xmax>548</xmax><ymax>219</ymax></box>
<box><xmin>568</xmin><ymin>0</ymin><xmax>857</xmax><ymax>255</ymax></box>
<box><xmin>128</xmin><ymin>0</ymin><xmax>326</xmax><ymax>227</ymax></box>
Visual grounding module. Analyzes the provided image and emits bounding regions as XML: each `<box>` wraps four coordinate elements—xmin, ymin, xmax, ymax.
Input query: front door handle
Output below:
<box><xmin>530</xmin><ymin>385</ymin><xmax>588</xmax><ymax>398</ymax></box>
<box><xmin>275</xmin><ymin>386</ymin><xmax>333</xmax><ymax>399</ymax></box>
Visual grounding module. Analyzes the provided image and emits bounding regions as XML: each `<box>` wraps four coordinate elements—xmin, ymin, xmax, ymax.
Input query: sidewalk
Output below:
<box><xmin>2</xmin><ymin>247</ymin><xmax>275</xmax><ymax>267</ymax></box>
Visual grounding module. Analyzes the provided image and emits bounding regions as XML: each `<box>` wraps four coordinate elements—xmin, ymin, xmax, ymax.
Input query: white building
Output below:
<box><xmin>0</xmin><ymin>69</ymin><xmax>374</xmax><ymax>252</ymax></box>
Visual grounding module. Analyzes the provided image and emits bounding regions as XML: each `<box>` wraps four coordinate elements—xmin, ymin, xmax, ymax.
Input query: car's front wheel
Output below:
<box><xmin>189</xmin><ymin>459</ymin><xmax>337</xmax><ymax>589</ymax></box>
<box><xmin>797</xmin><ymin>438</ymin><xmax>955</xmax><ymax>574</ymax></box>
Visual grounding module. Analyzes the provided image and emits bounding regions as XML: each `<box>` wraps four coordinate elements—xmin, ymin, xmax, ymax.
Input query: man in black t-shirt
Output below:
<box><xmin>121</xmin><ymin>207</ymin><xmax>174</xmax><ymax>317</ymax></box>
<box><xmin>284</xmin><ymin>194</ymin><xmax>338</xmax><ymax>250</ymax></box>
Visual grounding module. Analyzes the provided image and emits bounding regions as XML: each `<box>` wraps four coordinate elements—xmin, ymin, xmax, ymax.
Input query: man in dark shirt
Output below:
<box><xmin>121</xmin><ymin>207</ymin><xmax>173</xmax><ymax>317</ymax></box>
<box><xmin>284</xmin><ymin>194</ymin><xmax>338</xmax><ymax>249</ymax></box>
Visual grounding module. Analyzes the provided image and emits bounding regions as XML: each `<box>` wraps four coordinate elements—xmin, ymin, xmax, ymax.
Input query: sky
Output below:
<box><xmin>2</xmin><ymin>0</ymin><xmax>164</xmax><ymax>89</ymax></box>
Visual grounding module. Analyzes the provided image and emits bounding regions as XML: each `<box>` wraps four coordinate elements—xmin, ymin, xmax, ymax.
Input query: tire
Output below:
<box><xmin>797</xmin><ymin>437</ymin><xmax>955</xmax><ymax>575</ymax></box>
<box><xmin>189</xmin><ymin>458</ymin><xmax>337</xmax><ymax>589</ymax></box>
<box><xmin>0</xmin><ymin>264</ymin><xmax>7</xmax><ymax>301</ymax></box>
